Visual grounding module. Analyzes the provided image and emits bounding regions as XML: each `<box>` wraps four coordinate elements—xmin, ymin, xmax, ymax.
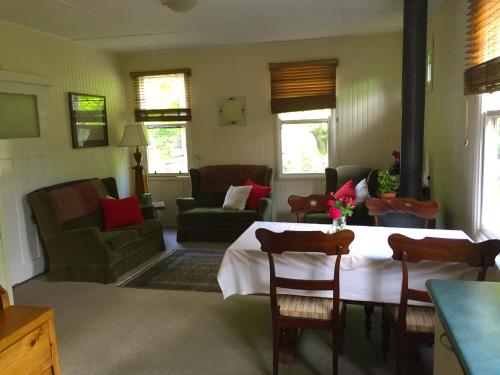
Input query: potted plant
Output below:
<box><xmin>378</xmin><ymin>170</ymin><xmax>399</xmax><ymax>199</ymax></box>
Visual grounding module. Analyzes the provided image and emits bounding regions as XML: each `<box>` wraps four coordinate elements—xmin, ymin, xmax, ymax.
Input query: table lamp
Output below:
<box><xmin>120</xmin><ymin>124</ymin><xmax>149</xmax><ymax>197</ymax></box>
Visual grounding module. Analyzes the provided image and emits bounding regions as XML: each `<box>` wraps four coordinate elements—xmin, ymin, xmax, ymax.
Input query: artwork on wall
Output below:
<box><xmin>218</xmin><ymin>96</ymin><xmax>246</xmax><ymax>126</ymax></box>
<box><xmin>68</xmin><ymin>92</ymin><xmax>109</xmax><ymax>148</ymax></box>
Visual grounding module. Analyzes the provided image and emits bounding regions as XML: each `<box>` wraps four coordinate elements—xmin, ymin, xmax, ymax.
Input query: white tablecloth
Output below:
<box><xmin>217</xmin><ymin>222</ymin><xmax>500</xmax><ymax>303</ymax></box>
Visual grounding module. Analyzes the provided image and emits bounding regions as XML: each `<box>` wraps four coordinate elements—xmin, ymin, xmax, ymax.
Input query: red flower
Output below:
<box><xmin>392</xmin><ymin>150</ymin><xmax>401</xmax><ymax>160</ymax></box>
<box><xmin>327</xmin><ymin>199</ymin><xmax>334</xmax><ymax>207</ymax></box>
<box><xmin>328</xmin><ymin>207</ymin><xmax>341</xmax><ymax>219</ymax></box>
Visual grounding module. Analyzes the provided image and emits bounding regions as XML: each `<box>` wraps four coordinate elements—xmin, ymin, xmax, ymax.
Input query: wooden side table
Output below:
<box><xmin>0</xmin><ymin>286</ymin><xmax>60</xmax><ymax>374</ymax></box>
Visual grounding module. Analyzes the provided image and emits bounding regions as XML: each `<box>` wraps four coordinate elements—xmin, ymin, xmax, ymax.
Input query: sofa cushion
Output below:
<box><xmin>334</xmin><ymin>180</ymin><xmax>356</xmax><ymax>199</ymax></box>
<box><xmin>244</xmin><ymin>178</ymin><xmax>272</xmax><ymax>210</ymax></box>
<box><xmin>178</xmin><ymin>208</ymin><xmax>259</xmax><ymax>226</ymax></box>
<box><xmin>117</xmin><ymin>219</ymin><xmax>161</xmax><ymax>237</ymax></box>
<box><xmin>62</xmin><ymin>211</ymin><xmax>104</xmax><ymax>232</ymax></box>
<box><xmin>223</xmin><ymin>185</ymin><xmax>252</xmax><ymax>210</ymax></box>
<box><xmin>101</xmin><ymin>229</ymin><xmax>140</xmax><ymax>250</ymax></box>
<box><xmin>100</xmin><ymin>196</ymin><xmax>144</xmax><ymax>230</ymax></box>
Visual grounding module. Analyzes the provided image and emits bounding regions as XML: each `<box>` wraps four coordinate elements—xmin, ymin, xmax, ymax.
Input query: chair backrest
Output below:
<box><xmin>325</xmin><ymin>166</ymin><xmax>378</xmax><ymax>197</ymax></box>
<box><xmin>388</xmin><ymin>234</ymin><xmax>500</xmax><ymax>322</ymax></box>
<box><xmin>190</xmin><ymin>165</ymin><xmax>273</xmax><ymax>207</ymax></box>
<box><xmin>287</xmin><ymin>194</ymin><xmax>330</xmax><ymax>222</ymax></box>
<box><xmin>365</xmin><ymin>197</ymin><xmax>439</xmax><ymax>228</ymax></box>
<box><xmin>256</xmin><ymin>229</ymin><xmax>354</xmax><ymax>322</ymax></box>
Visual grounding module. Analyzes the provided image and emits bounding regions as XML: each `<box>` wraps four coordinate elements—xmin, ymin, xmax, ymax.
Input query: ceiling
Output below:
<box><xmin>0</xmin><ymin>0</ymin><xmax>443</xmax><ymax>53</ymax></box>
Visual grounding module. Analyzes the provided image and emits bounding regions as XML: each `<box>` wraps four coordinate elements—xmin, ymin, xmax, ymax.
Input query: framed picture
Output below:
<box><xmin>218</xmin><ymin>96</ymin><xmax>246</xmax><ymax>126</ymax></box>
<box><xmin>68</xmin><ymin>92</ymin><xmax>109</xmax><ymax>148</ymax></box>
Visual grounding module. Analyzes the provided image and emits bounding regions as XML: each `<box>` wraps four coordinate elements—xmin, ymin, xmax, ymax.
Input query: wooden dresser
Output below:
<box><xmin>0</xmin><ymin>286</ymin><xmax>60</xmax><ymax>374</ymax></box>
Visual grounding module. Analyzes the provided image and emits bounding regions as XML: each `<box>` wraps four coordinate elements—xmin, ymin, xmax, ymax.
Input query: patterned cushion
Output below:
<box><xmin>277</xmin><ymin>295</ymin><xmax>343</xmax><ymax>320</ymax></box>
<box><xmin>389</xmin><ymin>306</ymin><xmax>435</xmax><ymax>333</ymax></box>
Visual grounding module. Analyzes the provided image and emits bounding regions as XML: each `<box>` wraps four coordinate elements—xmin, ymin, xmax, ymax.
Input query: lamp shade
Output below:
<box><xmin>119</xmin><ymin>124</ymin><xmax>149</xmax><ymax>147</ymax></box>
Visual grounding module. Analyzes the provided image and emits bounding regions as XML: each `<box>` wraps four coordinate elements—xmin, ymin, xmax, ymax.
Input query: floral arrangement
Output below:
<box><xmin>389</xmin><ymin>150</ymin><xmax>400</xmax><ymax>176</ymax></box>
<box><xmin>326</xmin><ymin>195</ymin><xmax>356</xmax><ymax>231</ymax></box>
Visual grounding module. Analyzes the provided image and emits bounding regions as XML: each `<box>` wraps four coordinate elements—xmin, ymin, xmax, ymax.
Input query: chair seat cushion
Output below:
<box><xmin>277</xmin><ymin>295</ymin><xmax>343</xmax><ymax>320</ymax></box>
<box><xmin>101</xmin><ymin>229</ymin><xmax>140</xmax><ymax>250</ymax></box>
<box><xmin>389</xmin><ymin>305</ymin><xmax>435</xmax><ymax>333</ymax></box>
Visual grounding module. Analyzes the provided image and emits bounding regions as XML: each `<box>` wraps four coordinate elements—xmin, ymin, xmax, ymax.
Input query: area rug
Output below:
<box><xmin>119</xmin><ymin>249</ymin><xmax>225</xmax><ymax>293</ymax></box>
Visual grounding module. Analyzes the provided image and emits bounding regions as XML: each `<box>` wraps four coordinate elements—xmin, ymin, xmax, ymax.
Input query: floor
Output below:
<box><xmin>13</xmin><ymin>228</ymin><xmax>432</xmax><ymax>375</ymax></box>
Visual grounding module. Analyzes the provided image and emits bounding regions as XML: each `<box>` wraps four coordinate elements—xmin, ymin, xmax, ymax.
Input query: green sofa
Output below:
<box><xmin>303</xmin><ymin>165</ymin><xmax>379</xmax><ymax>226</ymax></box>
<box><xmin>176</xmin><ymin>165</ymin><xmax>273</xmax><ymax>242</ymax></box>
<box><xmin>27</xmin><ymin>177</ymin><xmax>165</xmax><ymax>283</ymax></box>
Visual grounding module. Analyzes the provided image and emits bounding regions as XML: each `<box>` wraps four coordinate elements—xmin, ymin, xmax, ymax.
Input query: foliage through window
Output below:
<box><xmin>133</xmin><ymin>72</ymin><xmax>190</xmax><ymax>174</ymax></box>
<box><xmin>278</xmin><ymin>109</ymin><xmax>332</xmax><ymax>176</ymax></box>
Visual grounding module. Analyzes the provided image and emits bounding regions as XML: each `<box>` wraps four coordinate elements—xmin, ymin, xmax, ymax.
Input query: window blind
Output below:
<box><xmin>131</xmin><ymin>69</ymin><xmax>192</xmax><ymax>122</ymax></box>
<box><xmin>464</xmin><ymin>0</ymin><xmax>500</xmax><ymax>95</ymax></box>
<box><xmin>269</xmin><ymin>59</ymin><xmax>338</xmax><ymax>113</ymax></box>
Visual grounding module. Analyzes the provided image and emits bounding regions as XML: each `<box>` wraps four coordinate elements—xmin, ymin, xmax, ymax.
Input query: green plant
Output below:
<box><xmin>378</xmin><ymin>170</ymin><xmax>399</xmax><ymax>193</ymax></box>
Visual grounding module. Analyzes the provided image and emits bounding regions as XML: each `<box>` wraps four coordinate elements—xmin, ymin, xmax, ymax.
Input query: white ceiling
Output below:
<box><xmin>0</xmin><ymin>0</ymin><xmax>443</xmax><ymax>53</ymax></box>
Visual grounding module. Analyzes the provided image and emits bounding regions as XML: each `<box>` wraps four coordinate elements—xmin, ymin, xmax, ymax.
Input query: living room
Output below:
<box><xmin>1</xmin><ymin>0</ymin><xmax>499</xmax><ymax>374</ymax></box>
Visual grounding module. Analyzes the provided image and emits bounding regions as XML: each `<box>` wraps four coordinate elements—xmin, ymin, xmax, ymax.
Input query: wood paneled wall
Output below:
<box><xmin>123</xmin><ymin>33</ymin><xmax>403</xmax><ymax>224</ymax></box>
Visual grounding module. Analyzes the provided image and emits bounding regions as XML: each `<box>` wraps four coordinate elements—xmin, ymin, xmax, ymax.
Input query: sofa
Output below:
<box><xmin>302</xmin><ymin>165</ymin><xmax>379</xmax><ymax>226</ymax></box>
<box><xmin>27</xmin><ymin>177</ymin><xmax>165</xmax><ymax>283</ymax></box>
<box><xmin>176</xmin><ymin>165</ymin><xmax>273</xmax><ymax>242</ymax></box>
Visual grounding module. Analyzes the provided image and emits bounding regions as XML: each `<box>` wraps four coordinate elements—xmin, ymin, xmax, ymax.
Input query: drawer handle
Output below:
<box><xmin>439</xmin><ymin>332</ymin><xmax>454</xmax><ymax>352</ymax></box>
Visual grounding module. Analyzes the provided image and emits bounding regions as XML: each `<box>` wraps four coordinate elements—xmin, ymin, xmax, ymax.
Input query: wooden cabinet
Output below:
<box><xmin>0</xmin><ymin>286</ymin><xmax>60</xmax><ymax>374</ymax></box>
<box><xmin>434</xmin><ymin>312</ymin><xmax>463</xmax><ymax>375</ymax></box>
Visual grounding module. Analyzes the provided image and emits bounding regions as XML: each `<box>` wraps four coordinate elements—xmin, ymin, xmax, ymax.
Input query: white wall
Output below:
<box><xmin>123</xmin><ymin>33</ymin><xmax>403</xmax><ymax>224</ymax></box>
<box><xmin>0</xmin><ymin>22</ymin><xmax>130</xmax><ymax>296</ymax></box>
<box><xmin>425</xmin><ymin>0</ymin><xmax>480</xmax><ymax>235</ymax></box>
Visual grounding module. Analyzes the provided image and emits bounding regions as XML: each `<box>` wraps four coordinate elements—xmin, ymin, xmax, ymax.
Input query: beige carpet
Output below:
<box><xmin>13</xmin><ymin>229</ymin><xmax>432</xmax><ymax>374</ymax></box>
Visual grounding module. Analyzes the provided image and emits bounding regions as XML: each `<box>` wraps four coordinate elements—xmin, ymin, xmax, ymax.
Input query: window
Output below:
<box><xmin>131</xmin><ymin>69</ymin><xmax>191</xmax><ymax>174</ymax></box>
<box><xmin>480</xmin><ymin>92</ymin><xmax>500</xmax><ymax>238</ymax></box>
<box><xmin>278</xmin><ymin>109</ymin><xmax>333</xmax><ymax>176</ymax></box>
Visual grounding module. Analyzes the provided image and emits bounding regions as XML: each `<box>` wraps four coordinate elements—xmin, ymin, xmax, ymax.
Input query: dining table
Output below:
<box><xmin>217</xmin><ymin>221</ymin><xmax>500</xmax><ymax>304</ymax></box>
<box><xmin>216</xmin><ymin>221</ymin><xmax>500</xmax><ymax>364</ymax></box>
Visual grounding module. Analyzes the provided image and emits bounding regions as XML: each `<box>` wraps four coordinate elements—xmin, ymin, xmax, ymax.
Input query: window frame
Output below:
<box><xmin>478</xmin><ymin>109</ymin><xmax>500</xmax><ymax>239</ymax></box>
<box><xmin>276</xmin><ymin>109</ymin><xmax>337</xmax><ymax>180</ymax></box>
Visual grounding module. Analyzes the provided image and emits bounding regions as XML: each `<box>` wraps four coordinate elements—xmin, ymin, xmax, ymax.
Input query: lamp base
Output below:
<box><xmin>132</xmin><ymin>147</ymin><xmax>148</xmax><ymax>197</ymax></box>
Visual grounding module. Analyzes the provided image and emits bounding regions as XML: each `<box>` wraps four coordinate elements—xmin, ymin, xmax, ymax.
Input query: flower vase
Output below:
<box><xmin>332</xmin><ymin>216</ymin><xmax>346</xmax><ymax>233</ymax></box>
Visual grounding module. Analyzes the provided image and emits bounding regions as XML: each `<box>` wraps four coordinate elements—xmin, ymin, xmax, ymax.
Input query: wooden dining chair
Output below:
<box><xmin>382</xmin><ymin>234</ymin><xmax>500</xmax><ymax>374</ymax></box>
<box><xmin>287</xmin><ymin>194</ymin><xmax>331</xmax><ymax>223</ymax></box>
<box><xmin>365</xmin><ymin>197</ymin><xmax>439</xmax><ymax>229</ymax></box>
<box><xmin>256</xmin><ymin>228</ymin><xmax>355</xmax><ymax>375</ymax></box>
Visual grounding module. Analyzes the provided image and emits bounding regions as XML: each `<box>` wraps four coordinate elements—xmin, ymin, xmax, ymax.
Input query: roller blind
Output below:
<box><xmin>269</xmin><ymin>59</ymin><xmax>338</xmax><ymax>113</ymax></box>
<box><xmin>131</xmin><ymin>69</ymin><xmax>192</xmax><ymax>122</ymax></box>
<box><xmin>464</xmin><ymin>0</ymin><xmax>500</xmax><ymax>95</ymax></box>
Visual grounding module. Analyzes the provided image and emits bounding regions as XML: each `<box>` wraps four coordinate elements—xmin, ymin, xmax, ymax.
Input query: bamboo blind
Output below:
<box><xmin>464</xmin><ymin>0</ymin><xmax>500</xmax><ymax>95</ymax></box>
<box><xmin>269</xmin><ymin>59</ymin><xmax>338</xmax><ymax>113</ymax></box>
<box><xmin>131</xmin><ymin>69</ymin><xmax>192</xmax><ymax>122</ymax></box>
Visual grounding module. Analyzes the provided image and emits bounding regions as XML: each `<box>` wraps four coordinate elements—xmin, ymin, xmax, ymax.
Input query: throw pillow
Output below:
<box><xmin>223</xmin><ymin>185</ymin><xmax>253</xmax><ymax>210</ymax></box>
<box><xmin>354</xmin><ymin>178</ymin><xmax>370</xmax><ymax>203</ymax></box>
<box><xmin>334</xmin><ymin>180</ymin><xmax>356</xmax><ymax>200</ymax></box>
<box><xmin>244</xmin><ymin>178</ymin><xmax>272</xmax><ymax>211</ymax></box>
<box><xmin>100</xmin><ymin>196</ymin><xmax>144</xmax><ymax>230</ymax></box>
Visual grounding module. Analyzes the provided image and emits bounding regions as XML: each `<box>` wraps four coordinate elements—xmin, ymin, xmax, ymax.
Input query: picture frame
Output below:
<box><xmin>218</xmin><ymin>96</ymin><xmax>246</xmax><ymax>126</ymax></box>
<box><xmin>68</xmin><ymin>92</ymin><xmax>109</xmax><ymax>148</ymax></box>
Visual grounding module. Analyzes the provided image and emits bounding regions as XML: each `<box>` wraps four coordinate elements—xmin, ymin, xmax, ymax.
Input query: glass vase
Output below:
<box><xmin>332</xmin><ymin>216</ymin><xmax>346</xmax><ymax>233</ymax></box>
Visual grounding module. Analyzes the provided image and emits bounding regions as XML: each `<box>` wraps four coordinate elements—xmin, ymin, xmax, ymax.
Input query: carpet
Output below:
<box><xmin>119</xmin><ymin>249</ymin><xmax>225</xmax><ymax>293</ymax></box>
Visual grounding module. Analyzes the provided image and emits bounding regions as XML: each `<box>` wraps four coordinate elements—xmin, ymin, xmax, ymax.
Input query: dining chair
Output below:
<box><xmin>365</xmin><ymin>197</ymin><xmax>439</xmax><ymax>228</ymax></box>
<box><xmin>287</xmin><ymin>194</ymin><xmax>331</xmax><ymax>223</ymax></box>
<box><xmin>361</xmin><ymin>197</ymin><xmax>440</xmax><ymax>339</ymax></box>
<box><xmin>256</xmin><ymin>228</ymin><xmax>355</xmax><ymax>375</ymax></box>
<box><xmin>382</xmin><ymin>233</ymin><xmax>500</xmax><ymax>374</ymax></box>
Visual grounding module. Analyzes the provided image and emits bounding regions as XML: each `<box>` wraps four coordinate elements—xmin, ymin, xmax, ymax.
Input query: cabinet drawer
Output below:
<box><xmin>0</xmin><ymin>323</ymin><xmax>53</xmax><ymax>374</ymax></box>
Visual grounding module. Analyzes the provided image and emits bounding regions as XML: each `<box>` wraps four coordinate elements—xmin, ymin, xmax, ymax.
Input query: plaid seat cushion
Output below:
<box><xmin>277</xmin><ymin>295</ymin><xmax>343</xmax><ymax>320</ymax></box>
<box><xmin>389</xmin><ymin>306</ymin><xmax>435</xmax><ymax>333</ymax></box>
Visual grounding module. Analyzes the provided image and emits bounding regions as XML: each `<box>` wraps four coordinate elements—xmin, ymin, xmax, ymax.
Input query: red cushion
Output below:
<box><xmin>244</xmin><ymin>179</ymin><xmax>272</xmax><ymax>211</ymax></box>
<box><xmin>100</xmin><ymin>196</ymin><xmax>144</xmax><ymax>230</ymax></box>
<box><xmin>333</xmin><ymin>180</ymin><xmax>356</xmax><ymax>200</ymax></box>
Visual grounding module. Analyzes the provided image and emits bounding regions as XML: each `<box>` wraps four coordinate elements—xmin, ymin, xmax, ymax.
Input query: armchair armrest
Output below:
<box><xmin>176</xmin><ymin>197</ymin><xmax>196</xmax><ymax>213</ymax></box>
<box><xmin>45</xmin><ymin>227</ymin><xmax>111</xmax><ymax>265</ymax></box>
<box><xmin>258</xmin><ymin>197</ymin><xmax>273</xmax><ymax>221</ymax></box>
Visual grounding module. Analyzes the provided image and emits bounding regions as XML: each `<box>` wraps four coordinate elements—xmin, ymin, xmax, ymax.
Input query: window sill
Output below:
<box><xmin>147</xmin><ymin>174</ymin><xmax>190</xmax><ymax>179</ymax></box>
<box><xmin>277</xmin><ymin>174</ymin><xmax>325</xmax><ymax>181</ymax></box>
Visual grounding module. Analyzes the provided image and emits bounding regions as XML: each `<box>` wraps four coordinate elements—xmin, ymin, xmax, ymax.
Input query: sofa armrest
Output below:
<box><xmin>258</xmin><ymin>198</ymin><xmax>273</xmax><ymax>221</ymax></box>
<box><xmin>140</xmin><ymin>205</ymin><xmax>155</xmax><ymax>219</ymax></box>
<box><xmin>45</xmin><ymin>227</ymin><xmax>111</xmax><ymax>265</ymax></box>
<box><xmin>177</xmin><ymin>198</ymin><xmax>196</xmax><ymax>213</ymax></box>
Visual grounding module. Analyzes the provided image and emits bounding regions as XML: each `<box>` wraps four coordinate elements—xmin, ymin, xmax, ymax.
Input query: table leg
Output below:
<box><xmin>279</xmin><ymin>328</ymin><xmax>299</xmax><ymax>364</ymax></box>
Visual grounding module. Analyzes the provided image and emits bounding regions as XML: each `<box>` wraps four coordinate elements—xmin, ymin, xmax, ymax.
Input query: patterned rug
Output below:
<box><xmin>119</xmin><ymin>249</ymin><xmax>225</xmax><ymax>293</ymax></box>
